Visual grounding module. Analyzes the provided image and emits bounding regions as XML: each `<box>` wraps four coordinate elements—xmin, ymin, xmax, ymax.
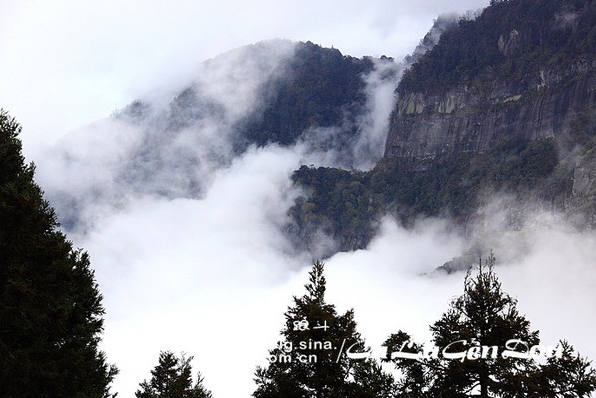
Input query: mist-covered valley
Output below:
<box><xmin>2</xmin><ymin>0</ymin><xmax>595</xmax><ymax>397</ymax></box>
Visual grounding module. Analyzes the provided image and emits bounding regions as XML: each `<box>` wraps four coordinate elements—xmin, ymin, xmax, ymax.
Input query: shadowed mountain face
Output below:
<box><xmin>41</xmin><ymin>40</ymin><xmax>396</xmax><ymax>232</ymax></box>
<box><xmin>385</xmin><ymin>0</ymin><xmax>596</xmax><ymax>163</ymax></box>
<box><xmin>115</xmin><ymin>41</ymin><xmax>376</xmax><ymax>199</ymax></box>
<box><xmin>289</xmin><ymin>0</ymin><xmax>596</xmax><ymax>256</ymax></box>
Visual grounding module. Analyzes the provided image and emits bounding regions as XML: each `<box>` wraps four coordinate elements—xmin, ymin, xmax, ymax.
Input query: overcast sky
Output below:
<box><xmin>0</xmin><ymin>0</ymin><xmax>488</xmax><ymax>156</ymax></box>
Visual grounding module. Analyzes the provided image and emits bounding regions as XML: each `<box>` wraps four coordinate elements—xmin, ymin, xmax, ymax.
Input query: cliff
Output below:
<box><xmin>384</xmin><ymin>0</ymin><xmax>595</xmax><ymax>164</ymax></box>
<box><xmin>289</xmin><ymin>0</ymin><xmax>596</xmax><ymax>256</ymax></box>
<box><xmin>384</xmin><ymin>58</ymin><xmax>595</xmax><ymax>162</ymax></box>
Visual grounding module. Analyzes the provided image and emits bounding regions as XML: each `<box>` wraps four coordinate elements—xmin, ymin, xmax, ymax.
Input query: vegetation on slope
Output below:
<box><xmin>288</xmin><ymin>0</ymin><xmax>596</xmax><ymax>254</ymax></box>
<box><xmin>398</xmin><ymin>0</ymin><xmax>596</xmax><ymax>94</ymax></box>
<box><xmin>242</xmin><ymin>41</ymin><xmax>375</xmax><ymax>147</ymax></box>
<box><xmin>288</xmin><ymin>137</ymin><xmax>566</xmax><ymax>254</ymax></box>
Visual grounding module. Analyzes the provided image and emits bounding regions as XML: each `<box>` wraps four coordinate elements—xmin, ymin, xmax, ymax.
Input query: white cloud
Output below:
<box><xmin>323</xmin><ymin>214</ymin><xmax>596</xmax><ymax>367</ymax></box>
<box><xmin>83</xmin><ymin>144</ymin><xmax>309</xmax><ymax>396</ymax></box>
<box><xmin>86</xmin><ymin>173</ymin><xmax>596</xmax><ymax>397</ymax></box>
<box><xmin>0</xmin><ymin>0</ymin><xmax>489</xmax><ymax>156</ymax></box>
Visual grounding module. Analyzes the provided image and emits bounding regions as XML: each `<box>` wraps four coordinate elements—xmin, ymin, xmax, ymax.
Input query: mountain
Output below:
<box><xmin>121</xmin><ymin>40</ymin><xmax>376</xmax><ymax>152</ymax></box>
<box><xmin>44</xmin><ymin>41</ymin><xmax>393</xmax><ymax>232</ymax></box>
<box><xmin>42</xmin><ymin>0</ymin><xmax>595</xmax><ymax>257</ymax></box>
<box><xmin>289</xmin><ymin>0</ymin><xmax>596</xmax><ymax>255</ymax></box>
<box><xmin>116</xmin><ymin>39</ymin><xmax>379</xmax><ymax>197</ymax></box>
<box><xmin>386</xmin><ymin>0</ymin><xmax>595</xmax><ymax>163</ymax></box>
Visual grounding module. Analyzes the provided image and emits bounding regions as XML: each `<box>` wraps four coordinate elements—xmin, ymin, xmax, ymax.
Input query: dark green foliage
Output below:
<box><xmin>530</xmin><ymin>341</ymin><xmax>596</xmax><ymax>397</ymax></box>
<box><xmin>289</xmin><ymin>137</ymin><xmax>563</xmax><ymax>254</ymax></box>
<box><xmin>136</xmin><ymin>351</ymin><xmax>212</xmax><ymax>398</ymax></box>
<box><xmin>253</xmin><ymin>261</ymin><xmax>396</xmax><ymax>398</ymax></box>
<box><xmin>384</xmin><ymin>254</ymin><xmax>596</xmax><ymax>397</ymax></box>
<box><xmin>0</xmin><ymin>110</ymin><xmax>117</xmax><ymax>397</ymax></box>
<box><xmin>241</xmin><ymin>41</ymin><xmax>374</xmax><ymax>147</ymax></box>
<box><xmin>120</xmin><ymin>42</ymin><xmax>377</xmax><ymax>171</ymax></box>
<box><xmin>398</xmin><ymin>0</ymin><xmax>596</xmax><ymax>94</ymax></box>
<box><xmin>288</xmin><ymin>167</ymin><xmax>379</xmax><ymax>253</ymax></box>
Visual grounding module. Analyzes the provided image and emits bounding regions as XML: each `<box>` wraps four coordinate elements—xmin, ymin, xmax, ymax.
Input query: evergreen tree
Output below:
<box><xmin>254</xmin><ymin>261</ymin><xmax>396</xmax><ymax>398</ymax></box>
<box><xmin>384</xmin><ymin>254</ymin><xmax>596</xmax><ymax>397</ymax></box>
<box><xmin>0</xmin><ymin>109</ymin><xmax>117</xmax><ymax>397</ymax></box>
<box><xmin>529</xmin><ymin>341</ymin><xmax>596</xmax><ymax>398</ymax></box>
<box><xmin>136</xmin><ymin>351</ymin><xmax>212</xmax><ymax>398</ymax></box>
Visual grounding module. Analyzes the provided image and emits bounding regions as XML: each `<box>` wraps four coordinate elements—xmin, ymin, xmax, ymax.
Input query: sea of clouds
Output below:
<box><xmin>10</xmin><ymin>22</ymin><xmax>594</xmax><ymax>398</ymax></box>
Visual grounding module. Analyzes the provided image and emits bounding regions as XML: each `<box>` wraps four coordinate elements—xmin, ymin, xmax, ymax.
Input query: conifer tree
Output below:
<box><xmin>0</xmin><ymin>110</ymin><xmax>117</xmax><ymax>397</ymax></box>
<box><xmin>384</xmin><ymin>254</ymin><xmax>596</xmax><ymax>397</ymax></box>
<box><xmin>254</xmin><ymin>261</ymin><xmax>396</xmax><ymax>398</ymax></box>
<box><xmin>529</xmin><ymin>340</ymin><xmax>596</xmax><ymax>398</ymax></box>
<box><xmin>136</xmin><ymin>351</ymin><xmax>212</xmax><ymax>398</ymax></box>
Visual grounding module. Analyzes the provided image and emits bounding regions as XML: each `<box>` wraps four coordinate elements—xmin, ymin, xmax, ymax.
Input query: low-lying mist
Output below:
<box><xmin>28</xmin><ymin>38</ymin><xmax>595</xmax><ymax>397</ymax></box>
<box><xmin>80</xmin><ymin>161</ymin><xmax>596</xmax><ymax>397</ymax></box>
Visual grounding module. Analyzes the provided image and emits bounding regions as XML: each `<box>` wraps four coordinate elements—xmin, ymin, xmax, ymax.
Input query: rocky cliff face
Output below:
<box><xmin>568</xmin><ymin>145</ymin><xmax>596</xmax><ymax>225</ymax></box>
<box><xmin>384</xmin><ymin>58</ymin><xmax>595</xmax><ymax>163</ymax></box>
<box><xmin>384</xmin><ymin>0</ymin><xmax>595</xmax><ymax>165</ymax></box>
<box><xmin>287</xmin><ymin>0</ymin><xmax>596</xmax><ymax>256</ymax></box>
<box><xmin>379</xmin><ymin>0</ymin><xmax>596</xmax><ymax>226</ymax></box>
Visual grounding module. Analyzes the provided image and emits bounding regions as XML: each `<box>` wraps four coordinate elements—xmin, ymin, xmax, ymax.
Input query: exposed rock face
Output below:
<box><xmin>569</xmin><ymin>147</ymin><xmax>596</xmax><ymax>226</ymax></box>
<box><xmin>497</xmin><ymin>29</ymin><xmax>520</xmax><ymax>56</ymax></box>
<box><xmin>573</xmin><ymin>151</ymin><xmax>596</xmax><ymax>197</ymax></box>
<box><xmin>287</xmin><ymin>0</ymin><xmax>596</xmax><ymax>256</ymax></box>
<box><xmin>383</xmin><ymin>58</ymin><xmax>596</xmax><ymax>163</ymax></box>
<box><xmin>377</xmin><ymin>0</ymin><xmax>596</xmax><ymax>232</ymax></box>
<box><xmin>384</xmin><ymin>0</ymin><xmax>595</xmax><ymax>168</ymax></box>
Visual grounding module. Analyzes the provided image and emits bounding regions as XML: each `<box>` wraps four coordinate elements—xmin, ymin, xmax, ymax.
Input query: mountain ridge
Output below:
<box><xmin>288</xmin><ymin>0</ymin><xmax>596</xmax><ymax>256</ymax></box>
<box><xmin>39</xmin><ymin>1</ymin><xmax>595</xmax><ymax>258</ymax></box>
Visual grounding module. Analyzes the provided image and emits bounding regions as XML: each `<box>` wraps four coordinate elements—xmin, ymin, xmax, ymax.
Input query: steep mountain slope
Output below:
<box><xmin>289</xmin><ymin>0</ymin><xmax>596</xmax><ymax>255</ymax></box>
<box><xmin>44</xmin><ymin>41</ymin><xmax>391</xmax><ymax>231</ymax></box>
<box><xmin>116</xmin><ymin>40</ymin><xmax>377</xmax><ymax>197</ymax></box>
<box><xmin>385</xmin><ymin>0</ymin><xmax>595</xmax><ymax>162</ymax></box>
<box><xmin>122</xmin><ymin>41</ymin><xmax>375</xmax><ymax>152</ymax></box>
